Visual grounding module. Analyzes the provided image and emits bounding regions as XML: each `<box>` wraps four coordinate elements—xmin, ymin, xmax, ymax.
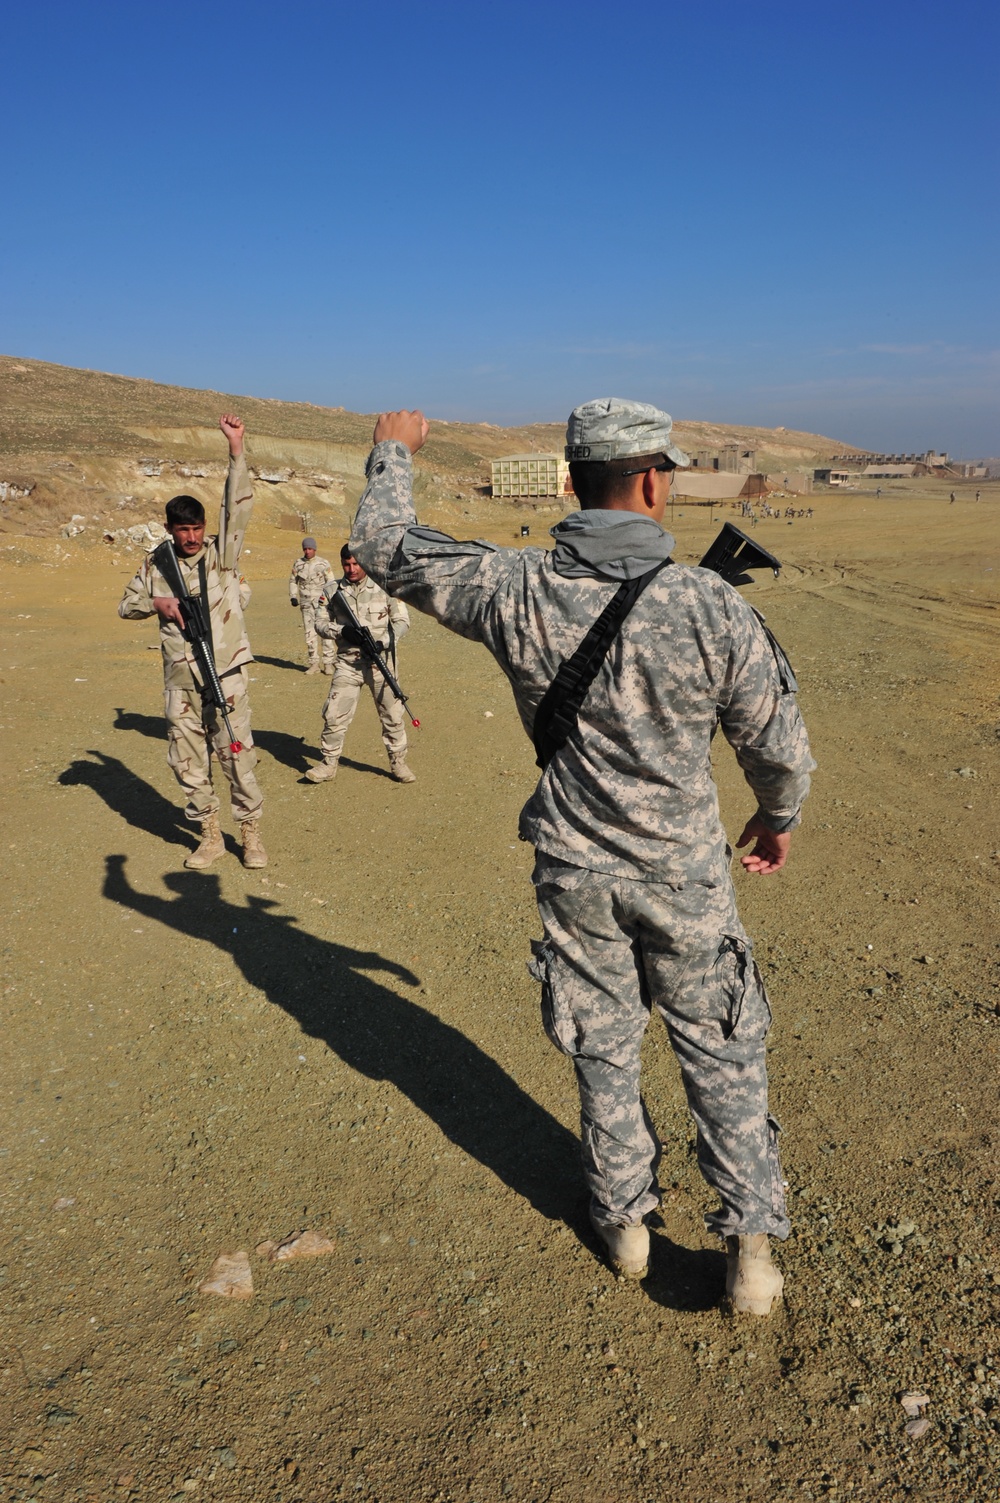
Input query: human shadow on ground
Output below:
<box><xmin>102</xmin><ymin>853</ymin><xmax>582</xmax><ymax>1226</ymax></box>
<box><xmin>113</xmin><ymin>707</ymin><xmax>166</xmax><ymax>740</ymax></box>
<box><xmin>113</xmin><ymin>705</ymin><xmax>318</xmax><ymax>778</ymax></box>
<box><xmin>643</xmin><ymin>1226</ymin><xmax>728</xmax><ymax>1313</ymax></box>
<box><xmin>254</xmin><ymin>654</ymin><xmax>306</xmax><ymax>673</ymax></box>
<box><xmin>254</xmin><ymin>729</ymin><xmax>313</xmax><ymax>774</ymax></box>
<box><xmin>110</xmin><ymin>708</ymin><xmax>398</xmax><ymax>791</ymax></box>
<box><xmin>337</xmin><ymin>756</ymin><xmax>395</xmax><ymax>781</ymax></box>
<box><xmin>58</xmin><ymin>751</ymin><xmax>244</xmax><ymax>858</ymax></box>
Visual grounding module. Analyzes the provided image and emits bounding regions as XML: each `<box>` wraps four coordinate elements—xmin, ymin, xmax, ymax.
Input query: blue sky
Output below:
<box><xmin>2</xmin><ymin>0</ymin><xmax>997</xmax><ymax>454</ymax></box>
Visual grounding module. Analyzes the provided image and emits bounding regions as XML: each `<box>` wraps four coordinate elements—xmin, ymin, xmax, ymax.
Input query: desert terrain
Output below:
<box><xmin>1</xmin><ymin>359</ymin><xmax>998</xmax><ymax>1503</ymax></box>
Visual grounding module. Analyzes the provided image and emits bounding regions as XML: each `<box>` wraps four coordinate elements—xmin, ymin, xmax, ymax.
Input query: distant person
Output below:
<box><xmin>950</xmin><ymin>491</ymin><xmax>956</xmax><ymax>504</ymax></box>
<box><xmin>289</xmin><ymin>537</ymin><xmax>336</xmax><ymax>674</ymax></box>
<box><xmin>875</xmin><ymin>487</ymin><xmax>881</xmax><ymax>499</ymax></box>
<box><xmin>349</xmin><ymin>399</ymin><xmax>814</xmax><ymax>1318</ymax></box>
<box><xmin>118</xmin><ymin>415</ymin><xmax>266</xmax><ymax>869</ymax></box>
<box><xmin>305</xmin><ymin>546</ymin><xmax>416</xmax><ymax>784</ymax></box>
<box><xmin>975</xmin><ymin>489</ymin><xmax>981</xmax><ymax>502</ymax></box>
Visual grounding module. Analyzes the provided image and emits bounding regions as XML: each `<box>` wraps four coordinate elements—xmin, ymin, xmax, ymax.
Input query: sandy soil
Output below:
<box><xmin>1</xmin><ymin>480</ymin><xmax>998</xmax><ymax>1503</ymax></box>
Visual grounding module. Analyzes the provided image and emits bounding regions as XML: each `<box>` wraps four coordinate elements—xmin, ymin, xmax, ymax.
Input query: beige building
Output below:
<box><xmin>491</xmin><ymin>454</ymin><xmax>571</xmax><ymax>499</ymax></box>
<box><xmin>692</xmin><ymin>445</ymin><xmax>756</xmax><ymax>475</ymax></box>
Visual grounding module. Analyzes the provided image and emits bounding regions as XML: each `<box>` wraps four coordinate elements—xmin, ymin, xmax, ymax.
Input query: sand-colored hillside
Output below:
<box><xmin>0</xmin><ymin>355</ymin><xmax>861</xmax><ymax>540</ymax></box>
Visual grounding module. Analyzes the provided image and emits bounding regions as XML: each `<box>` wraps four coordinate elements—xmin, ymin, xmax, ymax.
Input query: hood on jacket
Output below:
<box><xmin>549</xmin><ymin>510</ymin><xmax>675</xmax><ymax>581</ymax></box>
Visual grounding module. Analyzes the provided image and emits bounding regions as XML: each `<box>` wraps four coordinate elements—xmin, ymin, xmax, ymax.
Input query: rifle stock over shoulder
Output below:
<box><xmin>697</xmin><ymin>525</ymin><xmax>797</xmax><ymax>693</ymax></box>
<box><xmin>699</xmin><ymin>523</ymin><xmax>781</xmax><ymax>587</ymax></box>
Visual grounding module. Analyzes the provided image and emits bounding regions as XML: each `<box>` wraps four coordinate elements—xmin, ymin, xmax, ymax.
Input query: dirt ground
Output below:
<box><xmin>1</xmin><ymin>478</ymin><xmax>998</xmax><ymax>1503</ymax></box>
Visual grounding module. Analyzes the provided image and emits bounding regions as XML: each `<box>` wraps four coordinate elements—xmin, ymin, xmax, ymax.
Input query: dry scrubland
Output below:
<box><xmin>1</xmin><ymin>357</ymin><xmax>999</xmax><ymax>1503</ymax></box>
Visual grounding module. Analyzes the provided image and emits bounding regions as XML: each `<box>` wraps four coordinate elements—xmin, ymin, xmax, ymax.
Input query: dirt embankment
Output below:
<box><xmin>0</xmin><ymin>354</ymin><xmax>861</xmax><ymax>547</ymax></box>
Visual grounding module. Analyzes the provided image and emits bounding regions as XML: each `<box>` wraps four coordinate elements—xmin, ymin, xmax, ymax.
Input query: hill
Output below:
<box><xmin>0</xmin><ymin>353</ymin><xmax>861</xmax><ymax>537</ymax></box>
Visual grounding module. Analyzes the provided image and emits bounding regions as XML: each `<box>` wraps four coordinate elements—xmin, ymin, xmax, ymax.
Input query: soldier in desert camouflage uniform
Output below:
<box><xmin>118</xmin><ymin>414</ymin><xmax>266</xmax><ymax>870</ymax></box>
<box><xmin>348</xmin><ymin>400</ymin><xmax>815</xmax><ymax>1316</ymax></box>
<box><xmin>305</xmin><ymin>545</ymin><xmax>415</xmax><ymax>784</ymax></box>
<box><xmin>289</xmin><ymin>537</ymin><xmax>336</xmax><ymax>674</ymax></box>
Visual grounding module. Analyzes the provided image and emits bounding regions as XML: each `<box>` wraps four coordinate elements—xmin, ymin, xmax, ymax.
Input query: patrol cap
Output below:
<box><xmin>565</xmin><ymin>397</ymin><xmax>690</xmax><ymax>467</ymax></box>
<box><xmin>302</xmin><ymin>536</ymin><xmax>317</xmax><ymax>549</ymax></box>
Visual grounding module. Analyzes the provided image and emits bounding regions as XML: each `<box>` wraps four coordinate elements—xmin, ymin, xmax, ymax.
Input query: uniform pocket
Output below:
<box><xmin>766</xmin><ymin>1113</ymin><xmax>786</xmax><ymax>1219</ymax></box>
<box><xmin>716</xmin><ymin>937</ymin><xmax>771</xmax><ymax>1041</ymax></box>
<box><xmin>528</xmin><ymin>940</ymin><xmax>578</xmax><ymax>1057</ymax></box>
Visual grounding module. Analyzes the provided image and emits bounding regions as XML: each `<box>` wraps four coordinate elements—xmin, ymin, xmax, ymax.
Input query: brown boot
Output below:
<box><xmin>725</xmin><ymin>1234</ymin><xmax>783</xmax><ymax>1315</ymax></box>
<box><xmin>389</xmin><ymin>756</ymin><xmax>416</xmax><ymax>783</ymax></box>
<box><xmin>305</xmin><ymin>760</ymin><xmax>338</xmax><ymax>783</ymax></box>
<box><xmin>239</xmin><ymin>817</ymin><xmax>268</xmax><ymax>869</ymax></box>
<box><xmin>591</xmin><ymin>1215</ymin><xmax>649</xmax><ymax>1279</ymax></box>
<box><xmin>185</xmin><ymin>813</ymin><xmax>225</xmax><ymax>869</ymax></box>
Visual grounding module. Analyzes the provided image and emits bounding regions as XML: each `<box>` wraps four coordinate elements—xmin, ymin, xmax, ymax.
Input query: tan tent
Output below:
<box><xmin>673</xmin><ymin>472</ymin><xmax>752</xmax><ymax>499</ymax></box>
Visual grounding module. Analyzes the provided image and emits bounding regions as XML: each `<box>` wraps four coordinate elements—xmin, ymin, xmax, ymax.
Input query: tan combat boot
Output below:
<box><xmin>389</xmin><ymin>756</ymin><xmax>416</xmax><ymax>784</ymax></box>
<box><xmin>185</xmin><ymin>813</ymin><xmax>225</xmax><ymax>869</ymax></box>
<box><xmin>725</xmin><ymin>1234</ymin><xmax>783</xmax><ymax>1315</ymax></box>
<box><xmin>239</xmin><ymin>818</ymin><xmax>268</xmax><ymax>869</ymax></box>
<box><xmin>322</xmin><ymin>662</ymin><xmax>334</xmax><ymax>676</ymax></box>
<box><xmin>305</xmin><ymin>661</ymin><xmax>321</xmax><ymax>676</ymax></box>
<box><xmin>591</xmin><ymin>1215</ymin><xmax>649</xmax><ymax>1278</ymax></box>
<box><xmin>305</xmin><ymin>760</ymin><xmax>338</xmax><ymax>783</ymax></box>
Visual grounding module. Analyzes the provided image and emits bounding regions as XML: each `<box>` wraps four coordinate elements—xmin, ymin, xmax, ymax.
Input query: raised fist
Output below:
<box><xmin>219</xmin><ymin>414</ymin><xmax>245</xmax><ymax>457</ymax></box>
<box><xmin>373</xmin><ymin>409</ymin><xmax>428</xmax><ymax>454</ymax></box>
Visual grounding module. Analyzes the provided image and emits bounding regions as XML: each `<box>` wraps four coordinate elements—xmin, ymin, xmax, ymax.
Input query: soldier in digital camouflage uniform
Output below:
<box><xmin>305</xmin><ymin>544</ymin><xmax>416</xmax><ymax>785</ymax></box>
<box><xmin>348</xmin><ymin>400</ymin><xmax>815</xmax><ymax>1316</ymax></box>
<box><xmin>289</xmin><ymin>537</ymin><xmax>336</xmax><ymax>674</ymax></box>
<box><xmin>118</xmin><ymin>414</ymin><xmax>266</xmax><ymax>870</ymax></box>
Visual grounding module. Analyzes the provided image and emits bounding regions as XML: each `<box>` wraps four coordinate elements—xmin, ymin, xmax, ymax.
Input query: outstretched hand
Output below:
<box><xmin>373</xmin><ymin>409</ymin><xmax>429</xmax><ymax>454</ymax></box>
<box><xmin>219</xmin><ymin>413</ymin><xmax>245</xmax><ymax>457</ymax></box>
<box><xmin>736</xmin><ymin>815</ymin><xmax>791</xmax><ymax>875</ymax></box>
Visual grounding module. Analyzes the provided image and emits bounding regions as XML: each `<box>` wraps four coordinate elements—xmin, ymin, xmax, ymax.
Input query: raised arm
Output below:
<box><xmin>350</xmin><ymin>409</ymin><xmax>518</xmax><ymax>644</ymax></box>
<box><xmin>216</xmin><ymin>414</ymin><xmax>253</xmax><ymax>569</ymax></box>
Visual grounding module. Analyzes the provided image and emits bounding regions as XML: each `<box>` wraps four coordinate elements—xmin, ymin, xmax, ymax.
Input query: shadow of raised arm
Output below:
<box><xmin>102</xmin><ymin>855</ymin><xmax>579</xmax><ymax>1224</ymax></box>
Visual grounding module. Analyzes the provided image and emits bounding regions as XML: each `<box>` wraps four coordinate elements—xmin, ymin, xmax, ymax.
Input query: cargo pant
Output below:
<box><xmin>530</xmin><ymin>853</ymin><xmax>788</xmax><ymax>1241</ymax></box>
<box><xmin>300</xmin><ymin>599</ymin><xmax>335</xmax><ymax>669</ymax></box>
<box><xmin>320</xmin><ymin>649</ymin><xmax>407</xmax><ymax>763</ymax></box>
<box><xmin>165</xmin><ymin>666</ymin><xmax>264</xmax><ymax>825</ymax></box>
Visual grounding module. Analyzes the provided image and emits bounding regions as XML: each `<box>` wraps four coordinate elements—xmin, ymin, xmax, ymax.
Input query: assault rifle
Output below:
<box><xmin>330</xmin><ymin>589</ymin><xmax>421</xmax><ymax>728</ymax></box>
<box><xmin>149</xmin><ymin>539</ymin><xmax>243</xmax><ymax>753</ymax></box>
<box><xmin>698</xmin><ymin>523</ymin><xmax>781</xmax><ymax>585</ymax></box>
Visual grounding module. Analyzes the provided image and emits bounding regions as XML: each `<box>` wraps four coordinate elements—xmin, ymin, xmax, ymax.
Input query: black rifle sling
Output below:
<box><xmin>532</xmin><ymin>557</ymin><xmax>671</xmax><ymax>770</ymax></box>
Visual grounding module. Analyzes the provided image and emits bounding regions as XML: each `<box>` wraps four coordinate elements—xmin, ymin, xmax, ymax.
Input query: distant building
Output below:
<box><xmin>764</xmin><ymin>472</ymin><xmax>813</xmax><ymax>494</ymax></box>
<box><xmin>491</xmin><ymin>454</ymin><xmax>571</xmax><ymax>499</ymax></box>
<box><xmin>813</xmin><ymin>468</ymin><xmax>859</xmax><ymax>487</ymax></box>
<box><xmin>692</xmin><ymin>444</ymin><xmax>756</xmax><ymax>474</ymax></box>
<box><xmin>955</xmin><ymin>462</ymin><xmax>988</xmax><ymax>478</ymax></box>
<box><xmin>822</xmin><ymin>449</ymin><xmax>953</xmax><ymax>477</ymax></box>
